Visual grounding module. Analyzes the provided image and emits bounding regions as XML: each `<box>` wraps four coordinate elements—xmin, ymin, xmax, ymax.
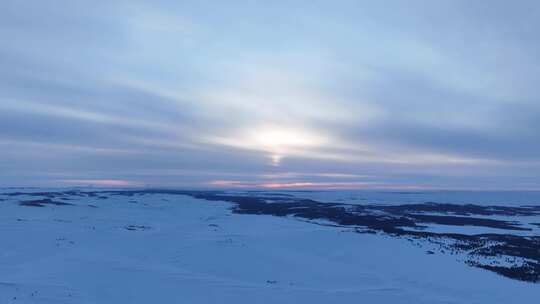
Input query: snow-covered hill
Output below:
<box><xmin>0</xmin><ymin>189</ymin><xmax>538</xmax><ymax>303</ymax></box>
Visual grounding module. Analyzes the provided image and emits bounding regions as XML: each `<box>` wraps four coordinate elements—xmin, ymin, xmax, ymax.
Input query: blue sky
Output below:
<box><xmin>1</xmin><ymin>0</ymin><xmax>540</xmax><ymax>189</ymax></box>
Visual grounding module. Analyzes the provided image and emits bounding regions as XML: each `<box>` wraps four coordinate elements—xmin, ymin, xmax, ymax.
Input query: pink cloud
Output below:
<box><xmin>261</xmin><ymin>182</ymin><xmax>374</xmax><ymax>189</ymax></box>
<box><xmin>207</xmin><ymin>180</ymin><xmax>431</xmax><ymax>190</ymax></box>
<box><xmin>59</xmin><ymin>179</ymin><xmax>142</xmax><ymax>187</ymax></box>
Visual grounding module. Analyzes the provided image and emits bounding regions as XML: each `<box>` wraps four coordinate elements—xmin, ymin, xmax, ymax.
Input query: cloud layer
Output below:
<box><xmin>1</xmin><ymin>0</ymin><xmax>540</xmax><ymax>189</ymax></box>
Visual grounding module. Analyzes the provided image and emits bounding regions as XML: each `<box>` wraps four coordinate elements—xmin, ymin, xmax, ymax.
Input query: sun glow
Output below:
<box><xmin>248</xmin><ymin>126</ymin><xmax>327</xmax><ymax>166</ymax></box>
<box><xmin>206</xmin><ymin>125</ymin><xmax>328</xmax><ymax>166</ymax></box>
<box><xmin>249</xmin><ymin>127</ymin><xmax>323</xmax><ymax>150</ymax></box>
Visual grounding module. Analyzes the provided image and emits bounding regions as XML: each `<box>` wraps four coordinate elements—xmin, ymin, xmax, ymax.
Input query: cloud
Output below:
<box><xmin>1</xmin><ymin>1</ymin><xmax>540</xmax><ymax>189</ymax></box>
<box><xmin>207</xmin><ymin>180</ymin><xmax>430</xmax><ymax>190</ymax></box>
<box><xmin>59</xmin><ymin>179</ymin><xmax>143</xmax><ymax>187</ymax></box>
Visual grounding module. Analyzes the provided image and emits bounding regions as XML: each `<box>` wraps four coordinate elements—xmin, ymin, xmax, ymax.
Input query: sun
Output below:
<box><xmin>245</xmin><ymin>126</ymin><xmax>326</xmax><ymax>166</ymax></box>
<box><xmin>251</xmin><ymin>127</ymin><xmax>319</xmax><ymax>150</ymax></box>
<box><xmin>205</xmin><ymin>125</ymin><xmax>328</xmax><ymax>166</ymax></box>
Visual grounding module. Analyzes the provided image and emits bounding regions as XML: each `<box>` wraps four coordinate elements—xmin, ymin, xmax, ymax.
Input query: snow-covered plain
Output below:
<box><xmin>0</xmin><ymin>189</ymin><xmax>538</xmax><ymax>303</ymax></box>
<box><xmin>278</xmin><ymin>189</ymin><xmax>540</xmax><ymax>206</ymax></box>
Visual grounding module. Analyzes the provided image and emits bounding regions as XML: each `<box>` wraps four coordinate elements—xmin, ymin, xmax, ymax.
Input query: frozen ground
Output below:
<box><xmin>0</xmin><ymin>188</ymin><xmax>539</xmax><ymax>303</ymax></box>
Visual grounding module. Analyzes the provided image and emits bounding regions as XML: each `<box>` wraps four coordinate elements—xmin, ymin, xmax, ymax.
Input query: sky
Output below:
<box><xmin>1</xmin><ymin>0</ymin><xmax>540</xmax><ymax>190</ymax></box>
